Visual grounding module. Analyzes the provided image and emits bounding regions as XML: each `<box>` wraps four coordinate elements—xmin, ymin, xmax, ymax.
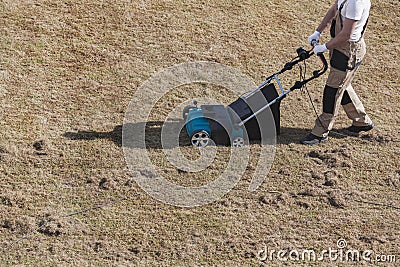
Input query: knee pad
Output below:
<box><xmin>341</xmin><ymin>90</ymin><xmax>352</xmax><ymax>105</ymax></box>
<box><xmin>323</xmin><ymin>85</ymin><xmax>338</xmax><ymax>114</ymax></box>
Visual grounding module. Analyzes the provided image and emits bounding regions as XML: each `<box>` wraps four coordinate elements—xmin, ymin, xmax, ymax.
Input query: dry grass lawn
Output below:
<box><xmin>0</xmin><ymin>0</ymin><xmax>399</xmax><ymax>266</ymax></box>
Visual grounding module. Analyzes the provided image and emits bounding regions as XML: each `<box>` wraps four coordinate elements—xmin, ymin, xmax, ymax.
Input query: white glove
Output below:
<box><xmin>313</xmin><ymin>44</ymin><xmax>328</xmax><ymax>55</ymax></box>
<box><xmin>308</xmin><ymin>31</ymin><xmax>321</xmax><ymax>45</ymax></box>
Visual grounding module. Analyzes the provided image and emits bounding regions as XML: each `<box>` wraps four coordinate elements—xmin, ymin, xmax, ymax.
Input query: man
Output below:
<box><xmin>301</xmin><ymin>0</ymin><xmax>374</xmax><ymax>145</ymax></box>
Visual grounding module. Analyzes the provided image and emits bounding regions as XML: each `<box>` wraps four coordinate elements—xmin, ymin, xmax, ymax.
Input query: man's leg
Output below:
<box><xmin>341</xmin><ymin>86</ymin><xmax>373</xmax><ymax>126</ymax></box>
<box><xmin>311</xmin><ymin>85</ymin><xmax>341</xmax><ymax>138</ymax></box>
<box><xmin>311</xmin><ymin>67</ymin><xmax>355</xmax><ymax>137</ymax></box>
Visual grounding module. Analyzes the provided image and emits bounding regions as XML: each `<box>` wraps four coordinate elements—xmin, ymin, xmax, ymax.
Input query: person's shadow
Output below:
<box><xmin>63</xmin><ymin>120</ymin><xmax>317</xmax><ymax>148</ymax></box>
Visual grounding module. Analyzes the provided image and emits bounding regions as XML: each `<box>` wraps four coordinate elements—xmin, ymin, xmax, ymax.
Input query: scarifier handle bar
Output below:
<box><xmin>260</xmin><ymin>44</ymin><xmax>328</xmax><ymax>91</ymax></box>
<box><xmin>271</xmin><ymin>45</ymin><xmax>328</xmax><ymax>89</ymax></box>
<box><xmin>237</xmin><ymin>46</ymin><xmax>328</xmax><ymax>127</ymax></box>
<box><xmin>289</xmin><ymin>51</ymin><xmax>328</xmax><ymax>90</ymax></box>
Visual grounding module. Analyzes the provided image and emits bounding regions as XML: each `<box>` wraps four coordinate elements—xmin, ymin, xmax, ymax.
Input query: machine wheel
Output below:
<box><xmin>182</xmin><ymin>105</ymin><xmax>196</xmax><ymax>120</ymax></box>
<box><xmin>232</xmin><ymin>136</ymin><xmax>245</xmax><ymax>147</ymax></box>
<box><xmin>190</xmin><ymin>130</ymin><xmax>210</xmax><ymax>148</ymax></box>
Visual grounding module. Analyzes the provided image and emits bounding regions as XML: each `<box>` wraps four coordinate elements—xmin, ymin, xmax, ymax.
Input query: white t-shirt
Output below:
<box><xmin>338</xmin><ymin>0</ymin><xmax>371</xmax><ymax>41</ymax></box>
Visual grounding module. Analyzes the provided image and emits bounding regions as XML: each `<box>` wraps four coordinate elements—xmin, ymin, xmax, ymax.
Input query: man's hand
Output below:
<box><xmin>308</xmin><ymin>31</ymin><xmax>321</xmax><ymax>45</ymax></box>
<box><xmin>313</xmin><ymin>44</ymin><xmax>328</xmax><ymax>55</ymax></box>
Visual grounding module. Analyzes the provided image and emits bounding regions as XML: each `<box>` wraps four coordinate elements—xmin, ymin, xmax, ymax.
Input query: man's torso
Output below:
<box><xmin>337</xmin><ymin>0</ymin><xmax>371</xmax><ymax>41</ymax></box>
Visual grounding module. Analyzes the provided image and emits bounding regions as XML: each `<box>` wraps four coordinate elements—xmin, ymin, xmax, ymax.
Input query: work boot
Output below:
<box><xmin>300</xmin><ymin>133</ymin><xmax>328</xmax><ymax>146</ymax></box>
<box><xmin>345</xmin><ymin>123</ymin><xmax>374</xmax><ymax>135</ymax></box>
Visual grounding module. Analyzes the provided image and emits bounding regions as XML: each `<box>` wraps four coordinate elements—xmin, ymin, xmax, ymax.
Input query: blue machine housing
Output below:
<box><xmin>185</xmin><ymin>105</ymin><xmax>244</xmax><ymax>146</ymax></box>
<box><xmin>185</xmin><ymin>107</ymin><xmax>211</xmax><ymax>139</ymax></box>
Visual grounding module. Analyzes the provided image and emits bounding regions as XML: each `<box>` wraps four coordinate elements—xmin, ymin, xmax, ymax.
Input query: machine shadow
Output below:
<box><xmin>63</xmin><ymin>122</ymin><xmax>313</xmax><ymax>148</ymax></box>
<box><xmin>63</xmin><ymin>121</ymin><xmax>191</xmax><ymax>149</ymax></box>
